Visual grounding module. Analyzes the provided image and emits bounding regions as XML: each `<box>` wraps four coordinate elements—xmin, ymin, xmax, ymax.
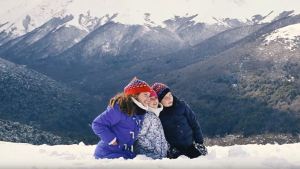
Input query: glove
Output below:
<box><xmin>167</xmin><ymin>146</ymin><xmax>181</xmax><ymax>159</ymax></box>
<box><xmin>193</xmin><ymin>142</ymin><xmax>208</xmax><ymax>156</ymax></box>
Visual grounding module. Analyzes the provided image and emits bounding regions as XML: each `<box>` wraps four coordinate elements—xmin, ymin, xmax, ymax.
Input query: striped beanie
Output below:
<box><xmin>151</xmin><ymin>82</ymin><xmax>170</xmax><ymax>102</ymax></box>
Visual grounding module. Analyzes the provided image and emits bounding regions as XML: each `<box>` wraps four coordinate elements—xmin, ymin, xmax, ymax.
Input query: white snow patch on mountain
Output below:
<box><xmin>265</xmin><ymin>23</ymin><xmax>300</xmax><ymax>50</ymax></box>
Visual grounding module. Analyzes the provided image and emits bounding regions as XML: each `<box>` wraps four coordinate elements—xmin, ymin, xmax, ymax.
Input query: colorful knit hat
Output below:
<box><xmin>150</xmin><ymin>89</ymin><xmax>158</xmax><ymax>98</ymax></box>
<box><xmin>151</xmin><ymin>82</ymin><xmax>170</xmax><ymax>102</ymax></box>
<box><xmin>124</xmin><ymin>77</ymin><xmax>152</xmax><ymax>96</ymax></box>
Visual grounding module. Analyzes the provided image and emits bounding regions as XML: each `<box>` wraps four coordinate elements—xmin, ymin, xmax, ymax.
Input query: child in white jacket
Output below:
<box><xmin>134</xmin><ymin>89</ymin><xmax>168</xmax><ymax>159</ymax></box>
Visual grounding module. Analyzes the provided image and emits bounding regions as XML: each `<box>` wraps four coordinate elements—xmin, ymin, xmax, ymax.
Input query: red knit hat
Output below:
<box><xmin>124</xmin><ymin>77</ymin><xmax>152</xmax><ymax>96</ymax></box>
<box><xmin>151</xmin><ymin>82</ymin><xmax>170</xmax><ymax>101</ymax></box>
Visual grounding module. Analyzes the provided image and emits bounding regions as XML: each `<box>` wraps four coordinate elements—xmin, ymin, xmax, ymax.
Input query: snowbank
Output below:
<box><xmin>0</xmin><ymin>141</ymin><xmax>299</xmax><ymax>169</ymax></box>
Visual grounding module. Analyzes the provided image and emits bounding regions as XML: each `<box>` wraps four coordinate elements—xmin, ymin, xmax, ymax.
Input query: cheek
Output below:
<box><xmin>138</xmin><ymin>94</ymin><xmax>146</xmax><ymax>100</ymax></box>
<box><xmin>143</xmin><ymin>98</ymin><xmax>148</xmax><ymax>103</ymax></box>
<box><xmin>149</xmin><ymin>101</ymin><xmax>155</xmax><ymax>107</ymax></box>
<box><xmin>137</xmin><ymin>96</ymin><xmax>144</xmax><ymax>103</ymax></box>
<box><xmin>167</xmin><ymin>98</ymin><xmax>173</xmax><ymax>105</ymax></box>
<box><xmin>143</xmin><ymin>96</ymin><xmax>150</xmax><ymax>103</ymax></box>
<box><xmin>162</xmin><ymin>100</ymin><xmax>168</xmax><ymax>106</ymax></box>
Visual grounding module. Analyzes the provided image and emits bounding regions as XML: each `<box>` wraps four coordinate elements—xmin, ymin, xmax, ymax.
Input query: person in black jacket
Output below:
<box><xmin>152</xmin><ymin>82</ymin><xmax>207</xmax><ymax>159</ymax></box>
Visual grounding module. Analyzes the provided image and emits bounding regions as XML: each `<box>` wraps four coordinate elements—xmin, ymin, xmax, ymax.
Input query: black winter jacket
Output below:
<box><xmin>159</xmin><ymin>96</ymin><xmax>204</xmax><ymax>150</ymax></box>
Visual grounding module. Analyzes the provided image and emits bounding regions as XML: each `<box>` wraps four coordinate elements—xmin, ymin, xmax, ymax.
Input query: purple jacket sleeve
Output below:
<box><xmin>92</xmin><ymin>105</ymin><xmax>122</xmax><ymax>144</ymax></box>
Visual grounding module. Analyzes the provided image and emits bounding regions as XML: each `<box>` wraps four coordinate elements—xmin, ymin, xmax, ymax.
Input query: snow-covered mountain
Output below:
<box><xmin>1</xmin><ymin>0</ymin><xmax>300</xmax><ymax>54</ymax></box>
<box><xmin>0</xmin><ymin>0</ymin><xmax>71</xmax><ymax>38</ymax></box>
<box><xmin>0</xmin><ymin>0</ymin><xmax>117</xmax><ymax>44</ymax></box>
<box><xmin>1</xmin><ymin>0</ymin><xmax>300</xmax><ymax>39</ymax></box>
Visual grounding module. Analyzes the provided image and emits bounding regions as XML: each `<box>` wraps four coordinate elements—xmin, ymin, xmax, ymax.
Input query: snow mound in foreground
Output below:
<box><xmin>0</xmin><ymin>141</ymin><xmax>299</xmax><ymax>169</ymax></box>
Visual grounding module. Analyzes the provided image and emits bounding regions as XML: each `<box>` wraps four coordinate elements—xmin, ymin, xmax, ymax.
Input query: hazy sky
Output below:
<box><xmin>71</xmin><ymin>0</ymin><xmax>300</xmax><ymax>23</ymax></box>
<box><xmin>1</xmin><ymin>0</ymin><xmax>300</xmax><ymax>24</ymax></box>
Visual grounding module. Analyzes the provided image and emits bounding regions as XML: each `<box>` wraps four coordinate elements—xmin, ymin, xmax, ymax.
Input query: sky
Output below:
<box><xmin>1</xmin><ymin>0</ymin><xmax>300</xmax><ymax>24</ymax></box>
<box><xmin>63</xmin><ymin>0</ymin><xmax>300</xmax><ymax>23</ymax></box>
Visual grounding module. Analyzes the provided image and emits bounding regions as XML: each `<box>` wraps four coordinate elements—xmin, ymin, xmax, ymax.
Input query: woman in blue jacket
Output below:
<box><xmin>92</xmin><ymin>77</ymin><xmax>152</xmax><ymax>159</ymax></box>
<box><xmin>152</xmin><ymin>82</ymin><xmax>207</xmax><ymax>159</ymax></box>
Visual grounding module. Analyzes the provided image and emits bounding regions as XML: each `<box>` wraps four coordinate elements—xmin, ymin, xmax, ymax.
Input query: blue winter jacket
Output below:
<box><xmin>159</xmin><ymin>96</ymin><xmax>204</xmax><ymax>150</ymax></box>
<box><xmin>92</xmin><ymin>103</ymin><xmax>144</xmax><ymax>159</ymax></box>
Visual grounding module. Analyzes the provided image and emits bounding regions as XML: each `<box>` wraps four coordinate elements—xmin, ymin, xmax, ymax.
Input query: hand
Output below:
<box><xmin>111</xmin><ymin>140</ymin><xmax>118</xmax><ymax>145</ymax></box>
<box><xmin>167</xmin><ymin>146</ymin><xmax>181</xmax><ymax>159</ymax></box>
<box><xmin>193</xmin><ymin>142</ymin><xmax>208</xmax><ymax>156</ymax></box>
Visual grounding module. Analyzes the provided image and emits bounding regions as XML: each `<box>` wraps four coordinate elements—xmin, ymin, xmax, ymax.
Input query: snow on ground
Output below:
<box><xmin>0</xmin><ymin>141</ymin><xmax>300</xmax><ymax>169</ymax></box>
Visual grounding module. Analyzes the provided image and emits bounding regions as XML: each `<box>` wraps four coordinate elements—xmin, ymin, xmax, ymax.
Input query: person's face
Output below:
<box><xmin>149</xmin><ymin>96</ymin><xmax>159</xmax><ymax>108</ymax></box>
<box><xmin>137</xmin><ymin>92</ymin><xmax>150</xmax><ymax>107</ymax></box>
<box><xmin>161</xmin><ymin>92</ymin><xmax>173</xmax><ymax>107</ymax></box>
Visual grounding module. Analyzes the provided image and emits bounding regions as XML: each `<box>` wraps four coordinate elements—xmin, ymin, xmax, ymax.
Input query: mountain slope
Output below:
<box><xmin>1</xmin><ymin>1</ymin><xmax>300</xmax><ymax>143</ymax></box>
<box><xmin>0</xmin><ymin>16</ymin><xmax>78</xmax><ymax>63</ymax></box>
<box><xmin>156</xmin><ymin>17</ymin><xmax>300</xmax><ymax>136</ymax></box>
<box><xmin>0</xmin><ymin>57</ymin><xmax>102</xmax><ymax>143</ymax></box>
<box><xmin>0</xmin><ymin>118</ymin><xmax>76</xmax><ymax>145</ymax></box>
